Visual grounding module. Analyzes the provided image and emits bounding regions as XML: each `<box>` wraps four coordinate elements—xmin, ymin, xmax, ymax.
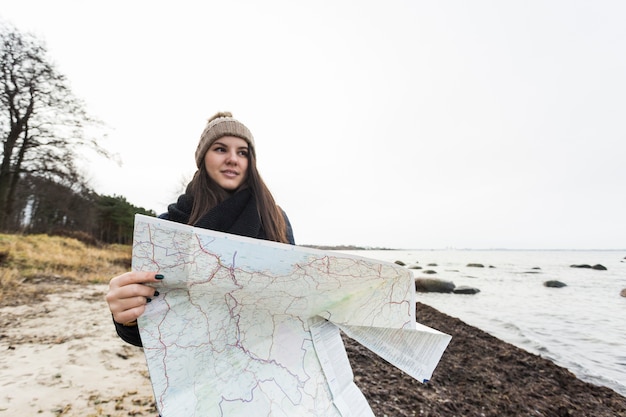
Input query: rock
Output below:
<box><xmin>422</xmin><ymin>270</ymin><xmax>437</xmax><ymax>274</ymax></box>
<box><xmin>544</xmin><ymin>280</ymin><xmax>567</xmax><ymax>288</ymax></box>
<box><xmin>531</xmin><ymin>267</ymin><xmax>541</xmax><ymax>270</ymax></box>
<box><xmin>394</xmin><ymin>260</ymin><xmax>406</xmax><ymax>266</ymax></box>
<box><xmin>570</xmin><ymin>264</ymin><xmax>607</xmax><ymax>270</ymax></box>
<box><xmin>467</xmin><ymin>263</ymin><xmax>484</xmax><ymax>268</ymax></box>
<box><xmin>620</xmin><ymin>288</ymin><xmax>626</xmax><ymax>298</ymax></box>
<box><xmin>427</xmin><ymin>263</ymin><xmax>438</xmax><ymax>267</ymax></box>
<box><xmin>408</xmin><ymin>265</ymin><xmax>422</xmax><ymax>270</ymax></box>
<box><xmin>453</xmin><ymin>285</ymin><xmax>480</xmax><ymax>294</ymax></box>
<box><xmin>414</xmin><ymin>278</ymin><xmax>455</xmax><ymax>293</ymax></box>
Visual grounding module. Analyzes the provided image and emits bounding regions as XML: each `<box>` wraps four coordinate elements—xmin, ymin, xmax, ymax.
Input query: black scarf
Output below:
<box><xmin>166</xmin><ymin>188</ymin><xmax>266</xmax><ymax>240</ymax></box>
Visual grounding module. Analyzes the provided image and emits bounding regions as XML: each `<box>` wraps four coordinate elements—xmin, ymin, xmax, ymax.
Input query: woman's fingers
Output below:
<box><xmin>109</xmin><ymin>271</ymin><xmax>164</xmax><ymax>290</ymax></box>
<box><xmin>111</xmin><ymin>300</ymin><xmax>149</xmax><ymax>325</ymax></box>
<box><xmin>108</xmin><ymin>291</ymin><xmax>153</xmax><ymax>324</ymax></box>
<box><xmin>106</xmin><ymin>271</ymin><xmax>164</xmax><ymax>323</ymax></box>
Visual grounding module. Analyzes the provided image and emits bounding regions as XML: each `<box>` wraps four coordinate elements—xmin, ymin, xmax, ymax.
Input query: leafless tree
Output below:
<box><xmin>0</xmin><ymin>22</ymin><xmax>110</xmax><ymax>230</ymax></box>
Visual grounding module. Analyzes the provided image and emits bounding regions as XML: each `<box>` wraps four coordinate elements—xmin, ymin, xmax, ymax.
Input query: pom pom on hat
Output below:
<box><xmin>194</xmin><ymin>111</ymin><xmax>255</xmax><ymax>168</ymax></box>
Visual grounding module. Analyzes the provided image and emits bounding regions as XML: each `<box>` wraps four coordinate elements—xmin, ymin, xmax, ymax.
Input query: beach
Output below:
<box><xmin>1</xmin><ymin>282</ymin><xmax>625</xmax><ymax>417</ymax></box>
<box><xmin>0</xmin><ymin>283</ymin><xmax>156</xmax><ymax>416</ymax></box>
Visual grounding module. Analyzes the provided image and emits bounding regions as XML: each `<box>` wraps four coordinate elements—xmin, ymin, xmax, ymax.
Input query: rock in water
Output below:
<box><xmin>544</xmin><ymin>280</ymin><xmax>567</xmax><ymax>288</ymax></box>
<box><xmin>453</xmin><ymin>285</ymin><xmax>481</xmax><ymax>294</ymax></box>
<box><xmin>414</xmin><ymin>278</ymin><xmax>455</xmax><ymax>293</ymax></box>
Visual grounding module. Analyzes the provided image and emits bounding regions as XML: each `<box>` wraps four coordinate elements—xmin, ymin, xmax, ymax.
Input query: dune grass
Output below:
<box><xmin>0</xmin><ymin>233</ymin><xmax>131</xmax><ymax>306</ymax></box>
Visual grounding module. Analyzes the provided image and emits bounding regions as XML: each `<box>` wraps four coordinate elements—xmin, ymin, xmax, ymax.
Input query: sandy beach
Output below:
<box><xmin>1</xmin><ymin>282</ymin><xmax>625</xmax><ymax>417</ymax></box>
<box><xmin>0</xmin><ymin>284</ymin><xmax>157</xmax><ymax>416</ymax></box>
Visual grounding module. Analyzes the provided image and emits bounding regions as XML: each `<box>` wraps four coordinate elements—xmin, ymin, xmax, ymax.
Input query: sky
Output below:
<box><xmin>1</xmin><ymin>0</ymin><xmax>625</xmax><ymax>249</ymax></box>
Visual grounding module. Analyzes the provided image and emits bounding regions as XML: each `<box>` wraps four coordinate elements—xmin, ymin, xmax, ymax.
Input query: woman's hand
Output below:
<box><xmin>105</xmin><ymin>271</ymin><xmax>163</xmax><ymax>324</ymax></box>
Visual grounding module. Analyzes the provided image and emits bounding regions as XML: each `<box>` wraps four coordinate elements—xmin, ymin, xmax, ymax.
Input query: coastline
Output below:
<box><xmin>0</xmin><ymin>283</ymin><xmax>625</xmax><ymax>416</ymax></box>
<box><xmin>348</xmin><ymin>302</ymin><xmax>626</xmax><ymax>417</ymax></box>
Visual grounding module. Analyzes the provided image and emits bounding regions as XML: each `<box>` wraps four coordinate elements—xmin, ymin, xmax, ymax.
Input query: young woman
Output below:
<box><xmin>105</xmin><ymin>112</ymin><xmax>295</xmax><ymax>346</ymax></box>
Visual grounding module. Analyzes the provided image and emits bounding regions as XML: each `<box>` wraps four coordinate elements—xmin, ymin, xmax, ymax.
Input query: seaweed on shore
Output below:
<box><xmin>346</xmin><ymin>302</ymin><xmax>626</xmax><ymax>417</ymax></box>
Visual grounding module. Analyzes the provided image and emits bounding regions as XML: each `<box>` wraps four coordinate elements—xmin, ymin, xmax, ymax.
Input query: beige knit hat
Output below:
<box><xmin>194</xmin><ymin>111</ymin><xmax>255</xmax><ymax>167</ymax></box>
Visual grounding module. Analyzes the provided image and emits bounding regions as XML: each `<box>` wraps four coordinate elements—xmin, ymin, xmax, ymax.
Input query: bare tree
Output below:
<box><xmin>0</xmin><ymin>22</ymin><xmax>109</xmax><ymax>230</ymax></box>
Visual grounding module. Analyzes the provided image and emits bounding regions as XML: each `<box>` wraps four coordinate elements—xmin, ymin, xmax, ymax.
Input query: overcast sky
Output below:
<box><xmin>2</xmin><ymin>0</ymin><xmax>625</xmax><ymax>249</ymax></box>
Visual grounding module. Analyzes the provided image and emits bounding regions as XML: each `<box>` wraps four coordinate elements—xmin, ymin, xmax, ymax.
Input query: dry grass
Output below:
<box><xmin>0</xmin><ymin>233</ymin><xmax>131</xmax><ymax>307</ymax></box>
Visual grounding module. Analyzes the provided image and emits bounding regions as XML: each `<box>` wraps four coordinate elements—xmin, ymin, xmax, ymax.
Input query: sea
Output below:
<box><xmin>339</xmin><ymin>249</ymin><xmax>626</xmax><ymax>397</ymax></box>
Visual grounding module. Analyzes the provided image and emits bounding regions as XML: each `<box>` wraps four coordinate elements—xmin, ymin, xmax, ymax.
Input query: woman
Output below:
<box><xmin>105</xmin><ymin>111</ymin><xmax>295</xmax><ymax>346</ymax></box>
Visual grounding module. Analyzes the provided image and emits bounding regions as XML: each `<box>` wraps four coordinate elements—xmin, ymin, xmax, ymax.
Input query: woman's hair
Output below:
<box><xmin>187</xmin><ymin>150</ymin><xmax>289</xmax><ymax>244</ymax></box>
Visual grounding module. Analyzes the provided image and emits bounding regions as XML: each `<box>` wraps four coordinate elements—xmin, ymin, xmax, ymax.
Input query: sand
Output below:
<box><xmin>0</xmin><ymin>284</ymin><xmax>156</xmax><ymax>416</ymax></box>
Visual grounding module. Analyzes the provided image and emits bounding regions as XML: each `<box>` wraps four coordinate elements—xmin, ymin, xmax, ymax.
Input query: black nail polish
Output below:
<box><xmin>154</xmin><ymin>291</ymin><xmax>160</xmax><ymax>297</ymax></box>
<box><xmin>146</xmin><ymin>297</ymin><xmax>152</xmax><ymax>303</ymax></box>
<box><xmin>155</xmin><ymin>274</ymin><xmax>164</xmax><ymax>280</ymax></box>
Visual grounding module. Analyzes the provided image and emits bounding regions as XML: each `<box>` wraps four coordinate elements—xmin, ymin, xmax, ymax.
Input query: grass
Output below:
<box><xmin>0</xmin><ymin>233</ymin><xmax>131</xmax><ymax>307</ymax></box>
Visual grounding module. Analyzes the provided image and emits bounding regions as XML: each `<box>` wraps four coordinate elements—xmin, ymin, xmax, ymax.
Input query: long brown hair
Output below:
<box><xmin>187</xmin><ymin>150</ymin><xmax>289</xmax><ymax>244</ymax></box>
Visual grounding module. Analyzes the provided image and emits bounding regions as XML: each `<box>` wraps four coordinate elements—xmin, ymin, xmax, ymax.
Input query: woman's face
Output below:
<box><xmin>204</xmin><ymin>136</ymin><xmax>250</xmax><ymax>191</ymax></box>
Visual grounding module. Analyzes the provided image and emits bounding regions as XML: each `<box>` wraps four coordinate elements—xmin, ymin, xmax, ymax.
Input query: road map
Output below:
<box><xmin>132</xmin><ymin>214</ymin><xmax>451</xmax><ymax>417</ymax></box>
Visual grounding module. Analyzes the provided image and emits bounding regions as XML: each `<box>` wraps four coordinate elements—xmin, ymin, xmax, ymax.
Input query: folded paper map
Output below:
<box><xmin>132</xmin><ymin>214</ymin><xmax>451</xmax><ymax>416</ymax></box>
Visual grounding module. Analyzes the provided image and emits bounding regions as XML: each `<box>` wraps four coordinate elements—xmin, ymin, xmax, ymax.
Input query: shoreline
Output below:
<box><xmin>348</xmin><ymin>302</ymin><xmax>626</xmax><ymax>417</ymax></box>
<box><xmin>1</xmin><ymin>283</ymin><xmax>625</xmax><ymax>416</ymax></box>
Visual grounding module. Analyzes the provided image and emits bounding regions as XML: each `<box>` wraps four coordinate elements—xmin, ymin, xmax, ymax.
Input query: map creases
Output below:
<box><xmin>133</xmin><ymin>215</ymin><xmax>451</xmax><ymax>417</ymax></box>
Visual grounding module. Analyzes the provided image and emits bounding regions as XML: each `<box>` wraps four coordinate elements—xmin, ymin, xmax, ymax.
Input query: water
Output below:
<box><xmin>340</xmin><ymin>249</ymin><xmax>626</xmax><ymax>396</ymax></box>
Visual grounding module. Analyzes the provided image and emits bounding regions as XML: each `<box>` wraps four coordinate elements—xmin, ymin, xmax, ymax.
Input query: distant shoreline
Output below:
<box><xmin>302</xmin><ymin>246</ymin><xmax>626</xmax><ymax>252</ymax></box>
<box><xmin>300</xmin><ymin>244</ymin><xmax>396</xmax><ymax>251</ymax></box>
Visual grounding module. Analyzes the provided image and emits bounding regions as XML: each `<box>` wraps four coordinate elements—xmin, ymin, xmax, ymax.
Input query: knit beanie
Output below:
<box><xmin>194</xmin><ymin>112</ymin><xmax>255</xmax><ymax>168</ymax></box>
